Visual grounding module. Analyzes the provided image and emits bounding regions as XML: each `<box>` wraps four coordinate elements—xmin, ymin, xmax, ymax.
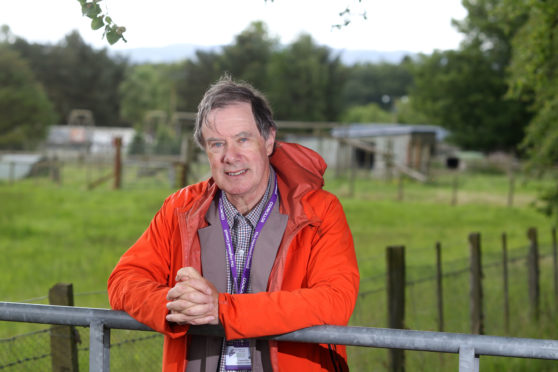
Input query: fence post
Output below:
<box><xmin>113</xmin><ymin>137</ymin><xmax>122</xmax><ymax>190</ymax></box>
<box><xmin>469</xmin><ymin>233</ymin><xmax>484</xmax><ymax>335</ymax></box>
<box><xmin>397</xmin><ymin>173</ymin><xmax>404</xmax><ymax>201</ymax></box>
<box><xmin>49</xmin><ymin>283</ymin><xmax>79</xmax><ymax>372</ymax></box>
<box><xmin>527</xmin><ymin>227</ymin><xmax>540</xmax><ymax>321</ymax></box>
<box><xmin>349</xmin><ymin>146</ymin><xmax>356</xmax><ymax>198</ymax></box>
<box><xmin>435</xmin><ymin>242</ymin><xmax>444</xmax><ymax>332</ymax></box>
<box><xmin>451</xmin><ymin>174</ymin><xmax>458</xmax><ymax>206</ymax></box>
<box><xmin>50</xmin><ymin>157</ymin><xmax>61</xmax><ymax>185</ymax></box>
<box><xmin>9</xmin><ymin>161</ymin><xmax>15</xmax><ymax>184</ymax></box>
<box><xmin>90</xmin><ymin>320</ymin><xmax>110</xmax><ymax>372</ymax></box>
<box><xmin>387</xmin><ymin>245</ymin><xmax>405</xmax><ymax>372</ymax></box>
<box><xmin>502</xmin><ymin>233</ymin><xmax>510</xmax><ymax>334</ymax></box>
<box><xmin>552</xmin><ymin>227</ymin><xmax>557</xmax><ymax>309</ymax></box>
<box><xmin>507</xmin><ymin>166</ymin><xmax>515</xmax><ymax>208</ymax></box>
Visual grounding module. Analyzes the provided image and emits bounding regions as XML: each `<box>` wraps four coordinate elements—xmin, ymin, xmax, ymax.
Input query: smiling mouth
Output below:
<box><xmin>226</xmin><ymin>170</ymin><xmax>247</xmax><ymax>176</ymax></box>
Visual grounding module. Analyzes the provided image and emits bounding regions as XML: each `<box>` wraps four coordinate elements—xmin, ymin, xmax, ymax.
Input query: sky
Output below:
<box><xmin>1</xmin><ymin>0</ymin><xmax>468</xmax><ymax>53</ymax></box>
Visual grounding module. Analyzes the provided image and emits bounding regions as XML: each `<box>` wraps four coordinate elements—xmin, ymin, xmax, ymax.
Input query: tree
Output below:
<box><xmin>119</xmin><ymin>63</ymin><xmax>174</xmax><ymax>126</ymax></box>
<box><xmin>502</xmin><ymin>0</ymin><xmax>558</xmax><ymax>218</ymax></box>
<box><xmin>342</xmin><ymin>60</ymin><xmax>414</xmax><ymax>112</ymax></box>
<box><xmin>267</xmin><ymin>34</ymin><xmax>345</xmax><ymax>121</ymax></box>
<box><xmin>0</xmin><ymin>47</ymin><xmax>57</xmax><ymax>149</ymax></box>
<box><xmin>341</xmin><ymin>103</ymin><xmax>394</xmax><ymax>123</ymax></box>
<box><xmin>410</xmin><ymin>48</ymin><xmax>531</xmax><ymax>151</ymax></box>
<box><xmin>10</xmin><ymin>31</ymin><xmax>128</xmax><ymax>126</ymax></box>
<box><xmin>174</xmin><ymin>50</ymin><xmax>224</xmax><ymax>113</ymax></box>
<box><xmin>220</xmin><ymin>21</ymin><xmax>278</xmax><ymax>91</ymax></box>
<box><xmin>392</xmin><ymin>96</ymin><xmax>431</xmax><ymax>125</ymax></box>
<box><xmin>409</xmin><ymin>0</ymin><xmax>532</xmax><ymax>152</ymax></box>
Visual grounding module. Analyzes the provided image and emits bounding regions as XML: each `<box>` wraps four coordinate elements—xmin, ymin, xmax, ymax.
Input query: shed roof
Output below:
<box><xmin>331</xmin><ymin>123</ymin><xmax>448</xmax><ymax>140</ymax></box>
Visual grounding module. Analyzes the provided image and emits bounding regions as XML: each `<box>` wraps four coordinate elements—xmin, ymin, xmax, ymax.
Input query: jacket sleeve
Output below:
<box><xmin>218</xmin><ymin>193</ymin><xmax>360</xmax><ymax>339</ymax></box>
<box><xmin>107</xmin><ymin>194</ymin><xmax>188</xmax><ymax>338</ymax></box>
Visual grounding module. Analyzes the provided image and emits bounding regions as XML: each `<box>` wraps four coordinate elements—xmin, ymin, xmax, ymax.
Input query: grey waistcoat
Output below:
<box><xmin>185</xmin><ymin>197</ymin><xmax>288</xmax><ymax>372</ymax></box>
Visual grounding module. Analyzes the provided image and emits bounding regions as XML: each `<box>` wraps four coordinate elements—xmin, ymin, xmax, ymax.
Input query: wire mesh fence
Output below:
<box><xmin>1</xmin><ymin>235</ymin><xmax>557</xmax><ymax>371</ymax></box>
<box><xmin>0</xmin><ymin>326</ymin><xmax>163</xmax><ymax>371</ymax></box>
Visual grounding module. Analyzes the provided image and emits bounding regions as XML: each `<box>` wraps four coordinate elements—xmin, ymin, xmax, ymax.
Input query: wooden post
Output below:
<box><xmin>469</xmin><ymin>233</ymin><xmax>484</xmax><ymax>335</ymax></box>
<box><xmin>435</xmin><ymin>242</ymin><xmax>444</xmax><ymax>332</ymax></box>
<box><xmin>113</xmin><ymin>137</ymin><xmax>122</xmax><ymax>190</ymax></box>
<box><xmin>451</xmin><ymin>174</ymin><xmax>458</xmax><ymax>206</ymax></box>
<box><xmin>502</xmin><ymin>233</ymin><xmax>510</xmax><ymax>333</ymax></box>
<box><xmin>50</xmin><ymin>158</ymin><xmax>61</xmax><ymax>185</ymax></box>
<box><xmin>387</xmin><ymin>246</ymin><xmax>405</xmax><ymax>372</ymax></box>
<box><xmin>507</xmin><ymin>166</ymin><xmax>515</xmax><ymax>208</ymax></box>
<box><xmin>397</xmin><ymin>173</ymin><xmax>404</xmax><ymax>202</ymax></box>
<box><xmin>49</xmin><ymin>283</ymin><xmax>79</xmax><ymax>372</ymax></box>
<box><xmin>349</xmin><ymin>147</ymin><xmax>356</xmax><ymax>198</ymax></box>
<box><xmin>527</xmin><ymin>227</ymin><xmax>540</xmax><ymax>321</ymax></box>
<box><xmin>9</xmin><ymin>161</ymin><xmax>15</xmax><ymax>184</ymax></box>
<box><xmin>552</xmin><ymin>227</ymin><xmax>558</xmax><ymax>309</ymax></box>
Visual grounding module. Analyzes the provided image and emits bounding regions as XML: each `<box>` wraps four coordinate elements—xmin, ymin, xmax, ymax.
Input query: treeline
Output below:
<box><xmin>1</xmin><ymin>1</ymin><xmax>557</xmax><ymax>179</ymax></box>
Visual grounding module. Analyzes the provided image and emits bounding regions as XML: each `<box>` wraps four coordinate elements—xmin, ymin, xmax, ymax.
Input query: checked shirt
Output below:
<box><xmin>217</xmin><ymin>167</ymin><xmax>276</xmax><ymax>372</ymax></box>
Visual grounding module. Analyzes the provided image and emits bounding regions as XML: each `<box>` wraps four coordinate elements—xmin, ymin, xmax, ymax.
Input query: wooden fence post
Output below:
<box><xmin>469</xmin><ymin>233</ymin><xmax>484</xmax><ymax>335</ymax></box>
<box><xmin>9</xmin><ymin>161</ymin><xmax>15</xmax><ymax>184</ymax></box>
<box><xmin>435</xmin><ymin>242</ymin><xmax>444</xmax><ymax>332</ymax></box>
<box><xmin>49</xmin><ymin>283</ymin><xmax>79</xmax><ymax>372</ymax></box>
<box><xmin>552</xmin><ymin>227</ymin><xmax>557</xmax><ymax>309</ymax></box>
<box><xmin>527</xmin><ymin>227</ymin><xmax>540</xmax><ymax>321</ymax></box>
<box><xmin>349</xmin><ymin>147</ymin><xmax>356</xmax><ymax>198</ymax></box>
<box><xmin>50</xmin><ymin>157</ymin><xmax>61</xmax><ymax>185</ymax></box>
<box><xmin>502</xmin><ymin>233</ymin><xmax>510</xmax><ymax>333</ymax></box>
<box><xmin>507</xmin><ymin>166</ymin><xmax>515</xmax><ymax>208</ymax></box>
<box><xmin>397</xmin><ymin>173</ymin><xmax>404</xmax><ymax>202</ymax></box>
<box><xmin>451</xmin><ymin>174</ymin><xmax>458</xmax><ymax>206</ymax></box>
<box><xmin>113</xmin><ymin>137</ymin><xmax>122</xmax><ymax>190</ymax></box>
<box><xmin>387</xmin><ymin>246</ymin><xmax>405</xmax><ymax>372</ymax></box>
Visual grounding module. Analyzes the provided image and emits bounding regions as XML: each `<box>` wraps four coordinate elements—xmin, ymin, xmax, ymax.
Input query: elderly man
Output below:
<box><xmin>108</xmin><ymin>76</ymin><xmax>359</xmax><ymax>372</ymax></box>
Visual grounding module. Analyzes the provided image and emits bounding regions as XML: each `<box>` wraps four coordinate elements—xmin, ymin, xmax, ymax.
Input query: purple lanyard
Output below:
<box><xmin>218</xmin><ymin>176</ymin><xmax>278</xmax><ymax>294</ymax></box>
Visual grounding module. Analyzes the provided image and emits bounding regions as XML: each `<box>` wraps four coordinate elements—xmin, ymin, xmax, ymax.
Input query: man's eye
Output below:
<box><xmin>209</xmin><ymin>142</ymin><xmax>224</xmax><ymax>149</ymax></box>
<box><xmin>238</xmin><ymin>138</ymin><xmax>248</xmax><ymax>143</ymax></box>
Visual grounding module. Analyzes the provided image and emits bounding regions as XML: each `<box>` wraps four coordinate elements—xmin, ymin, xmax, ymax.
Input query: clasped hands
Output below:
<box><xmin>166</xmin><ymin>267</ymin><xmax>219</xmax><ymax>325</ymax></box>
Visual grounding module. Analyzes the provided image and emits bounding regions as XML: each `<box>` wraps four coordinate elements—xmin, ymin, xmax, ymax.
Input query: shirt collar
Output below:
<box><xmin>221</xmin><ymin>166</ymin><xmax>276</xmax><ymax>228</ymax></box>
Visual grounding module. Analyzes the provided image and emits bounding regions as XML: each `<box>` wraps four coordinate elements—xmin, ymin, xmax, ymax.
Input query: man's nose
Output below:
<box><xmin>222</xmin><ymin>142</ymin><xmax>239</xmax><ymax>163</ymax></box>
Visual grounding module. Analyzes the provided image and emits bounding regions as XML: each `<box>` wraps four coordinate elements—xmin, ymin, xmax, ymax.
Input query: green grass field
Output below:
<box><xmin>1</xmin><ymin>163</ymin><xmax>557</xmax><ymax>371</ymax></box>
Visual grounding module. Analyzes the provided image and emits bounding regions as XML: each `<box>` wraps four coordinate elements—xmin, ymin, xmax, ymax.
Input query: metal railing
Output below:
<box><xmin>1</xmin><ymin>301</ymin><xmax>558</xmax><ymax>372</ymax></box>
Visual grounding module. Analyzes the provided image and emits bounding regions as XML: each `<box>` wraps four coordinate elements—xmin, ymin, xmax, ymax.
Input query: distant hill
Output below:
<box><xmin>111</xmin><ymin>43</ymin><xmax>416</xmax><ymax>65</ymax></box>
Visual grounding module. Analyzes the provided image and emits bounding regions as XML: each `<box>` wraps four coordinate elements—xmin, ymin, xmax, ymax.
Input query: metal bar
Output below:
<box><xmin>459</xmin><ymin>347</ymin><xmax>479</xmax><ymax>372</ymax></box>
<box><xmin>90</xmin><ymin>320</ymin><xmax>110</xmax><ymax>371</ymax></box>
<box><xmin>2</xmin><ymin>302</ymin><xmax>558</xmax><ymax>361</ymax></box>
<box><xmin>0</xmin><ymin>302</ymin><xmax>150</xmax><ymax>330</ymax></box>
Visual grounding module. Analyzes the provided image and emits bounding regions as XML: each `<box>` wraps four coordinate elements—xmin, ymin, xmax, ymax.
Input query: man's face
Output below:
<box><xmin>202</xmin><ymin>102</ymin><xmax>275</xmax><ymax>213</ymax></box>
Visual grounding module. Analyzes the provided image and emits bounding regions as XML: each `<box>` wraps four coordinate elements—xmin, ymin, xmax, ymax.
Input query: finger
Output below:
<box><xmin>176</xmin><ymin>267</ymin><xmax>202</xmax><ymax>282</ymax></box>
<box><xmin>181</xmin><ymin>277</ymin><xmax>214</xmax><ymax>296</ymax></box>
<box><xmin>166</xmin><ymin>312</ymin><xmax>216</xmax><ymax>325</ymax></box>
<box><xmin>166</xmin><ymin>282</ymin><xmax>197</xmax><ymax>301</ymax></box>
<box><xmin>167</xmin><ymin>299</ymin><xmax>213</xmax><ymax>318</ymax></box>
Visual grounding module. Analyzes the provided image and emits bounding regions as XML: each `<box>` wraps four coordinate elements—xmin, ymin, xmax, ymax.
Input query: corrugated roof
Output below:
<box><xmin>331</xmin><ymin>123</ymin><xmax>448</xmax><ymax>140</ymax></box>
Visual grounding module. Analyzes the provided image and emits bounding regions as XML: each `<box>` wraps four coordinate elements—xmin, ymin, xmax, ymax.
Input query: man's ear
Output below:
<box><xmin>265</xmin><ymin>128</ymin><xmax>276</xmax><ymax>156</ymax></box>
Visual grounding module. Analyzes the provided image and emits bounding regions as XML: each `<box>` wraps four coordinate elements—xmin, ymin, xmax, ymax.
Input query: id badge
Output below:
<box><xmin>225</xmin><ymin>340</ymin><xmax>251</xmax><ymax>370</ymax></box>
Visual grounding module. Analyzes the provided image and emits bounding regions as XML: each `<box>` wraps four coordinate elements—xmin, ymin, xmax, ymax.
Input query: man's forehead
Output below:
<box><xmin>204</xmin><ymin>102</ymin><xmax>257</xmax><ymax>130</ymax></box>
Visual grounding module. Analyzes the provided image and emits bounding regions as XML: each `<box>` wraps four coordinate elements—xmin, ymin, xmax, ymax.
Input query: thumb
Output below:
<box><xmin>176</xmin><ymin>266</ymin><xmax>202</xmax><ymax>282</ymax></box>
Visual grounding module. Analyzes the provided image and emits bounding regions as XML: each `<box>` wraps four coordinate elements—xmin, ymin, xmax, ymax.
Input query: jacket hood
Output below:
<box><xmin>270</xmin><ymin>141</ymin><xmax>326</xmax><ymax>198</ymax></box>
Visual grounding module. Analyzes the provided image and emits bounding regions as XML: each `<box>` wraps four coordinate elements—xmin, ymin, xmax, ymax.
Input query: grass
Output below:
<box><xmin>0</xmin><ymin>163</ymin><xmax>557</xmax><ymax>371</ymax></box>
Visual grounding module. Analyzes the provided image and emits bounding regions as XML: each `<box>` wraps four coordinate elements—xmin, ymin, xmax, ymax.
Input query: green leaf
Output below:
<box><xmin>105</xmin><ymin>29</ymin><xmax>121</xmax><ymax>45</ymax></box>
<box><xmin>85</xmin><ymin>2</ymin><xmax>102</xmax><ymax>18</ymax></box>
<box><xmin>91</xmin><ymin>16</ymin><xmax>105</xmax><ymax>30</ymax></box>
<box><xmin>104</xmin><ymin>16</ymin><xmax>112</xmax><ymax>24</ymax></box>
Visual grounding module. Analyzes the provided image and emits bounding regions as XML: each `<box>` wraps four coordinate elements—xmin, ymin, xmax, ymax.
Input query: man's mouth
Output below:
<box><xmin>225</xmin><ymin>169</ymin><xmax>247</xmax><ymax>176</ymax></box>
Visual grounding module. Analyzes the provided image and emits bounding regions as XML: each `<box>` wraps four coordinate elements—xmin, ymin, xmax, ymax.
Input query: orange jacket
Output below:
<box><xmin>108</xmin><ymin>142</ymin><xmax>360</xmax><ymax>371</ymax></box>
